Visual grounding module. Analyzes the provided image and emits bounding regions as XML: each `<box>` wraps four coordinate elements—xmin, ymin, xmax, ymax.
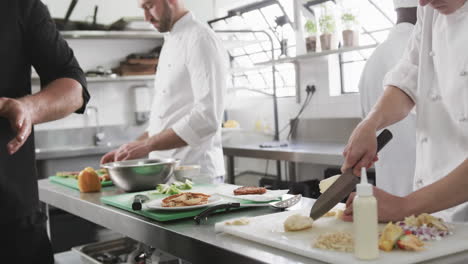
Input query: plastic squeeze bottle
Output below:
<box><xmin>353</xmin><ymin>167</ymin><xmax>379</xmax><ymax>260</ymax></box>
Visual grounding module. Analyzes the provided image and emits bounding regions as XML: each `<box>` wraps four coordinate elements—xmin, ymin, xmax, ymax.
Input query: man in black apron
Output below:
<box><xmin>0</xmin><ymin>0</ymin><xmax>89</xmax><ymax>262</ymax></box>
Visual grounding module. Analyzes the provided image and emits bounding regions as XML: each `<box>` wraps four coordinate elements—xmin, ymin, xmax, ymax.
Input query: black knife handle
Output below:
<box><xmin>132</xmin><ymin>201</ymin><xmax>143</xmax><ymax>211</ymax></box>
<box><xmin>376</xmin><ymin>129</ymin><xmax>393</xmax><ymax>153</ymax></box>
<box><xmin>132</xmin><ymin>195</ymin><xmax>149</xmax><ymax>211</ymax></box>
<box><xmin>194</xmin><ymin>203</ymin><xmax>241</xmax><ymax>224</ymax></box>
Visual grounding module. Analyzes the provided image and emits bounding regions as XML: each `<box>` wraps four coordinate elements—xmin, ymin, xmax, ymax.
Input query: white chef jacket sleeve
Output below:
<box><xmin>382</xmin><ymin>7</ymin><xmax>424</xmax><ymax>104</ymax></box>
<box><xmin>172</xmin><ymin>33</ymin><xmax>227</xmax><ymax>146</ymax></box>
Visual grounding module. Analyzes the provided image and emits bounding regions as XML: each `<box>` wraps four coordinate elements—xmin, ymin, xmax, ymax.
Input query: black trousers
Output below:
<box><xmin>1</xmin><ymin>213</ymin><xmax>54</xmax><ymax>264</ymax></box>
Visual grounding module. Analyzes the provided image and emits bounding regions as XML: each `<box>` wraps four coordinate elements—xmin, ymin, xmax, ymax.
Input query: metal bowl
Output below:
<box><xmin>102</xmin><ymin>158</ymin><xmax>179</xmax><ymax>192</ymax></box>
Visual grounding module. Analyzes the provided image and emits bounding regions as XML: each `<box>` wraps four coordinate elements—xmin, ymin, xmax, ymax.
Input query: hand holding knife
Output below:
<box><xmin>309</xmin><ymin>129</ymin><xmax>393</xmax><ymax>220</ymax></box>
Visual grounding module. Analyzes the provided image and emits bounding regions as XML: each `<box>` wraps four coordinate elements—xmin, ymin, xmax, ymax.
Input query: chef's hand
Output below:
<box><xmin>0</xmin><ymin>98</ymin><xmax>33</xmax><ymax>155</ymax></box>
<box><xmin>341</xmin><ymin>121</ymin><xmax>379</xmax><ymax>176</ymax></box>
<box><xmin>101</xmin><ymin>149</ymin><xmax>117</xmax><ymax>164</ymax></box>
<box><xmin>342</xmin><ymin>187</ymin><xmax>409</xmax><ymax>222</ymax></box>
<box><xmin>113</xmin><ymin>140</ymin><xmax>152</xmax><ymax>162</ymax></box>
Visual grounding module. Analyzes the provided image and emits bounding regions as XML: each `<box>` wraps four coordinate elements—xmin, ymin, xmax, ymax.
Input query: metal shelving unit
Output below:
<box><xmin>255</xmin><ymin>44</ymin><xmax>379</xmax><ymax>66</ymax></box>
<box><xmin>59</xmin><ymin>30</ymin><xmax>164</xmax><ymax>39</ymax></box>
<box><xmin>31</xmin><ymin>75</ymin><xmax>154</xmax><ymax>85</ymax></box>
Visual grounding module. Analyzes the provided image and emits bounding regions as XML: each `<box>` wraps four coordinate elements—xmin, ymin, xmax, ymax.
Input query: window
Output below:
<box><xmin>210</xmin><ymin>0</ymin><xmax>297</xmax><ymax>97</ymax></box>
<box><xmin>339</xmin><ymin>0</ymin><xmax>396</xmax><ymax>93</ymax></box>
<box><xmin>301</xmin><ymin>0</ymin><xmax>396</xmax><ymax>94</ymax></box>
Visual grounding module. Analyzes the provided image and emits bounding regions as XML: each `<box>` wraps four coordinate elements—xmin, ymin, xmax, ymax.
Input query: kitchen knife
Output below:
<box><xmin>132</xmin><ymin>194</ymin><xmax>150</xmax><ymax>211</ymax></box>
<box><xmin>194</xmin><ymin>194</ymin><xmax>302</xmax><ymax>224</ymax></box>
<box><xmin>309</xmin><ymin>129</ymin><xmax>393</xmax><ymax>220</ymax></box>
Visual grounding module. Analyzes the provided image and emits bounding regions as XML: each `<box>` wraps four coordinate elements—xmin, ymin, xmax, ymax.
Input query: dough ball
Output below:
<box><xmin>284</xmin><ymin>214</ymin><xmax>314</xmax><ymax>232</ymax></box>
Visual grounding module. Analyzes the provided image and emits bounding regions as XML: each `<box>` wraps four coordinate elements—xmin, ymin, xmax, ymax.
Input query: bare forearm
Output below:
<box><xmin>365</xmin><ymin>86</ymin><xmax>415</xmax><ymax>130</ymax></box>
<box><xmin>404</xmin><ymin>159</ymin><xmax>468</xmax><ymax>216</ymax></box>
<box><xmin>147</xmin><ymin>129</ymin><xmax>187</xmax><ymax>151</ymax></box>
<box><xmin>20</xmin><ymin>78</ymin><xmax>83</xmax><ymax>124</ymax></box>
<box><xmin>136</xmin><ymin>132</ymin><xmax>149</xmax><ymax>141</ymax></box>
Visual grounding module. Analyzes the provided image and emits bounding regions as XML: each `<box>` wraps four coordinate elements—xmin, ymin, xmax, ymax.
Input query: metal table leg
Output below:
<box><xmin>227</xmin><ymin>156</ymin><xmax>235</xmax><ymax>184</ymax></box>
<box><xmin>45</xmin><ymin>203</ymin><xmax>51</xmax><ymax>239</ymax></box>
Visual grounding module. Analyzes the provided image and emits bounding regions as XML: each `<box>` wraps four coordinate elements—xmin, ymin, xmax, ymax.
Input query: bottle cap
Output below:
<box><xmin>356</xmin><ymin>167</ymin><xmax>373</xmax><ymax>196</ymax></box>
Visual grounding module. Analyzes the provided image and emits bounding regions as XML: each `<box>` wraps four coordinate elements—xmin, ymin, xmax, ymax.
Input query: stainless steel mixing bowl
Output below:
<box><xmin>101</xmin><ymin>158</ymin><xmax>179</xmax><ymax>192</ymax></box>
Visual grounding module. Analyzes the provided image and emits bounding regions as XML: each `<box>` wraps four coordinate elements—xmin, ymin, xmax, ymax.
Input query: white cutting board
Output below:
<box><xmin>215</xmin><ymin>208</ymin><xmax>468</xmax><ymax>264</ymax></box>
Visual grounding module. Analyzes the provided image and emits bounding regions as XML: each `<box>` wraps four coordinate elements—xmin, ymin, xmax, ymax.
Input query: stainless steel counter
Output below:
<box><xmin>38</xmin><ymin>180</ymin><xmax>468</xmax><ymax>264</ymax></box>
<box><xmin>223</xmin><ymin>142</ymin><xmax>345</xmax><ymax>165</ymax></box>
<box><xmin>39</xmin><ymin>180</ymin><xmax>317</xmax><ymax>264</ymax></box>
<box><xmin>222</xmin><ymin>142</ymin><xmax>346</xmax><ymax>183</ymax></box>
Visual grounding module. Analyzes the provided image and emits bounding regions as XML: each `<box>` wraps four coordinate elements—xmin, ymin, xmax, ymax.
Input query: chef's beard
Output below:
<box><xmin>155</xmin><ymin>0</ymin><xmax>173</xmax><ymax>33</ymax></box>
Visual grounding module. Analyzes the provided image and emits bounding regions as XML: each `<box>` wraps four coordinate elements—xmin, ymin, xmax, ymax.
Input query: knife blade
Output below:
<box><xmin>194</xmin><ymin>195</ymin><xmax>302</xmax><ymax>224</ymax></box>
<box><xmin>309</xmin><ymin>129</ymin><xmax>393</xmax><ymax>220</ymax></box>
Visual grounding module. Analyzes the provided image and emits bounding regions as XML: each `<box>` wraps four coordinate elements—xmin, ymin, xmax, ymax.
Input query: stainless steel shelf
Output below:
<box><xmin>59</xmin><ymin>30</ymin><xmax>165</xmax><ymax>39</ymax></box>
<box><xmin>255</xmin><ymin>44</ymin><xmax>379</xmax><ymax>66</ymax></box>
<box><xmin>31</xmin><ymin>75</ymin><xmax>155</xmax><ymax>85</ymax></box>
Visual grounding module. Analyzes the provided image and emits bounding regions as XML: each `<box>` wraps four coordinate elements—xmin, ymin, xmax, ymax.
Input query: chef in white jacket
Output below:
<box><xmin>342</xmin><ymin>0</ymin><xmax>468</xmax><ymax>223</ymax></box>
<box><xmin>101</xmin><ymin>0</ymin><xmax>228</xmax><ymax>183</ymax></box>
<box><xmin>359</xmin><ymin>0</ymin><xmax>418</xmax><ymax>197</ymax></box>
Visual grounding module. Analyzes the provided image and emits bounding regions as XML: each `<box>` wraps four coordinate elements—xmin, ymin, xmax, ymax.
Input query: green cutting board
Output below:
<box><xmin>101</xmin><ymin>184</ymin><xmax>271</xmax><ymax>222</ymax></box>
<box><xmin>49</xmin><ymin>176</ymin><xmax>114</xmax><ymax>191</ymax></box>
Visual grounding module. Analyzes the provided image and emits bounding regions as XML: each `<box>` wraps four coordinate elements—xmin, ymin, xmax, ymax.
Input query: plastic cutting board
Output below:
<box><xmin>49</xmin><ymin>176</ymin><xmax>114</xmax><ymax>190</ymax></box>
<box><xmin>215</xmin><ymin>208</ymin><xmax>468</xmax><ymax>264</ymax></box>
<box><xmin>101</xmin><ymin>184</ymin><xmax>276</xmax><ymax>222</ymax></box>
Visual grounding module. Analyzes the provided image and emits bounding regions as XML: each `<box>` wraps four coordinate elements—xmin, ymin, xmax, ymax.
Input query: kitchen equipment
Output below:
<box><xmin>72</xmin><ymin>237</ymin><xmax>139</xmax><ymax>264</ymax></box>
<box><xmin>194</xmin><ymin>194</ymin><xmax>302</xmax><ymax>224</ymax></box>
<box><xmin>54</xmin><ymin>0</ymin><xmax>79</xmax><ymax>30</ymax></box>
<box><xmin>173</xmin><ymin>165</ymin><xmax>201</xmax><ymax>182</ymax></box>
<box><xmin>132</xmin><ymin>195</ymin><xmax>149</xmax><ymax>211</ymax></box>
<box><xmin>54</xmin><ymin>1</ymin><xmax>107</xmax><ymax>31</ymax></box>
<box><xmin>133</xmin><ymin>85</ymin><xmax>151</xmax><ymax>125</ymax></box>
<box><xmin>49</xmin><ymin>176</ymin><xmax>113</xmax><ymax>191</ymax></box>
<box><xmin>216</xmin><ymin>208</ymin><xmax>468</xmax><ymax>264</ymax></box>
<box><xmin>108</xmin><ymin>17</ymin><xmax>153</xmax><ymax>31</ymax></box>
<box><xmin>101</xmin><ymin>158</ymin><xmax>179</xmax><ymax>192</ymax></box>
<box><xmin>101</xmin><ymin>184</ymin><xmax>280</xmax><ymax>222</ymax></box>
<box><xmin>86</xmin><ymin>66</ymin><xmax>117</xmax><ymax>78</ymax></box>
<box><xmin>309</xmin><ymin>129</ymin><xmax>393</xmax><ymax>220</ymax></box>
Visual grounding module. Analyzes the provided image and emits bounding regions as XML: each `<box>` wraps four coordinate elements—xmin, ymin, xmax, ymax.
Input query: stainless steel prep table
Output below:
<box><xmin>39</xmin><ymin>180</ymin><xmax>317</xmax><ymax>264</ymax></box>
<box><xmin>223</xmin><ymin>142</ymin><xmax>346</xmax><ymax>184</ymax></box>
<box><xmin>38</xmin><ymin>180</ymin><xmax>468</xmax><ymax>264</ymax></box>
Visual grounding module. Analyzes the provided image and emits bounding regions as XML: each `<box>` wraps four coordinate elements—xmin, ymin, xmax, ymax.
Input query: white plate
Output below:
<box><xmin>215</xmin><ymin>185</ymin><xmax>289</xmax><ymax>202</ymax></box>
<box><xmin>144</xmin><ymin>195</ymin><xmax>223</xmax><ymax>211</ymax></box>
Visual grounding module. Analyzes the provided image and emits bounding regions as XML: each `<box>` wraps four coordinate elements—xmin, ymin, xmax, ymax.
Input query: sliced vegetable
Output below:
<box><xmin>168</xmin><ymin>185</ymin><xmax>181</xmax><ymax>195</ymax></box>
<box><xmin>396</xmin><ymin>234</ymin><xmax>425</xmax><ymax>251</ymax></box>
<box><xmin>154</xmin><ymin>180</ymin><xmax>194</xmax><ymax>195</ymax></box>
<box><xmin>180</xmin><ymin>179</ymin><xmax>193</xmax><ymax>190</ymax></box>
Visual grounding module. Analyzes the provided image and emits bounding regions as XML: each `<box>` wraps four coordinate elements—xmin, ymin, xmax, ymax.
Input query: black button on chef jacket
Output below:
<box><xmin>0</xmin><ymin>0</ymin><xmax>89</xmax><ymax>223</ymax></box>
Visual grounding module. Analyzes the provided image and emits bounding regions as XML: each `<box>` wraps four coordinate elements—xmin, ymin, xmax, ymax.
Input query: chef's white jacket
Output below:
<box><xmin>359</xmin><ymin>23</ymin><xmax>417</xmax><ymax>197</ymax></box>
<box><xmin>148</xmin><ymin>12</ymin><xmax>228</xmax><ymax>179</ymax></box>
<box><xmin>383</xmin><ymin>4</ymin><xmax>468</xmax><ymax>222</ymax></box>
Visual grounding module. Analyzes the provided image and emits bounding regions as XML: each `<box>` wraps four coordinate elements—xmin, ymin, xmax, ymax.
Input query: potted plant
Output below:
<box><xmin>319</xmin><ymin>14</ymin><xmax>337</xmax><ymax>50</ymax></box>
<box><xmin>341</xmin><ymin>12</ymin><xmax>359</xmax><ymax>47</ymax></box>
<box><xmin>304</xmin><ymin>20</ymin><xmax>318</xmax><ymax>53</ymax></box>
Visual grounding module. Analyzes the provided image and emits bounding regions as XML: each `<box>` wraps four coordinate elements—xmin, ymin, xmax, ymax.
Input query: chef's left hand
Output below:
<box><xmin>114</xmin><ymin>140</ymin><xmax>152</xmax><ymax>161</ymax></box>
<box><xmin>342</xmin><ymin>186</ymin><xmax>409</xmax><ymax>223</ymax></box>
<box><xmin>0</xmin><ymin>98</ymin><xmax>33</xmax><ymax>155</ymax></box>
